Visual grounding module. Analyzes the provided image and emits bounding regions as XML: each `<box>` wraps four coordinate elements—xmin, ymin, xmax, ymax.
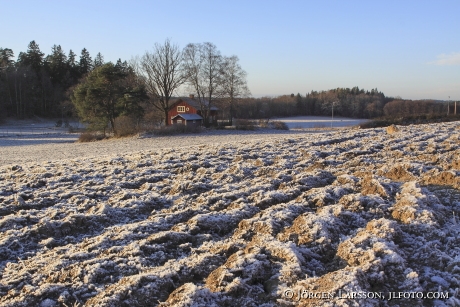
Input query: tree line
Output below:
<box><xmin>0</xmin><ymin>41</ymin><xmax>111</xmax><ymax>119</ymax></box>
<box><xmin>1</xmin><ymin>41</ymin><xmax>454</xmax><ymax>130</ymax></box>
<box><xmin>1</xmin><ymin>40</ymin><xmax>250</xmax><ymax>132</ymax></box>
<box><xmin>226</xmin><ymin>88</ymin><xmax>452</xmax><ymax>121</ymax></box>
<box><xmin>214</xmin><ymin>88</ymin><xmax>388</xmax><ymax>120</ymax></box>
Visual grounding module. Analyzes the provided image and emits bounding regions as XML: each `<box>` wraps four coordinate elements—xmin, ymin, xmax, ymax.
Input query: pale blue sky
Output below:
<box><xmin>3</xmin><ymin>0</ymin><xmax>460</xmax><ymax>100</ymax></box>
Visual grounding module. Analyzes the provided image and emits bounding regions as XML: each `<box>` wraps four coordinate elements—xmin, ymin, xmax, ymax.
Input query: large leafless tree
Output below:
<box><xmin>139</xmin><ymin>39</ymin><xmax>185</xmax><ymax>125</ymax></box>
<box><xmin>183</xmin><ymin>42</ymin><xmax>222</xmax><ymax>125</ymax></box>
<box><xmin>219</xmin><ymin>55</ymin><xmax>250</xmax><ymax>125</ymax></box>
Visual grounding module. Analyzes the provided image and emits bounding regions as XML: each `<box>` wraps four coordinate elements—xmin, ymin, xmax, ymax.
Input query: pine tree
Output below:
<box><xmin>79</xmin><ymin>48</ymin><xmax>92</xmax><ymax>76</ymax></box>
<box><xmin>67</xmin><ymin>50</ymin><xmax>77</xmax><ymax>68</ymax></box>
<box><xmin>0</xmin><ymin>48</ymin><xmax>15</xmax><ymax>67</ymax></box>
<box><xmin>66</xmin><ymin>49</ymin><xmax>79</xmax><ymax>83</ymax></box>
<box><xmin>296</xmin><ymin>93</ymin><xmax>303</xmax><ymax>113</ymax></box>
<box><xmin>17</xmin><ymin>40</ymin><xmax>44</xmax><ymax>76</ymax></box>
<box><xmin>115</xmin><ymin>58</ymin><xmax>128</xmax><ymax>72</ymax></box>
<box><xmin>71</xmin><ymin>62</ymin><xmax>147</xmax><ymax>135</ymax></box>
<box><xmin>46</xmin><ymin>45</ymin><xmax>68</xmax><ymax>85</ymax></box>
<box><xmin>0</xmin><ymin>48</ymin><xmax>15</xmax><ymax>116</ymax></box>
<box><xmin>93</xmin><ymin>52</ymin><xmax>104</xmax><ymax>68</ymax></box>
<box><xmin>16</xmin><ymin>41</ymin><xmax>49</xmax><ymax>116</ymax></box>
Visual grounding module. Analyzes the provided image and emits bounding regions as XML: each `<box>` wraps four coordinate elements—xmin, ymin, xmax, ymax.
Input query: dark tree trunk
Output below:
<box><xmin>164</xmin><ymin>108</ymin><xmax>169</xmax><ymax>126</ymax></box>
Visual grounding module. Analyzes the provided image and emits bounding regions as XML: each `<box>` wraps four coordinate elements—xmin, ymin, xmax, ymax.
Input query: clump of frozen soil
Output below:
<box><xmin>1</xmin><ymin>122</ymin><xmax>460</xmax><ymax>306</ymax></box>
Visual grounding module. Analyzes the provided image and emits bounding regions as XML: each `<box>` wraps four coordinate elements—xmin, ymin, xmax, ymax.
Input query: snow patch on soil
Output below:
<box><xmin>1</xmin><ymin>122</ymin><xmax>460</xmax><ymax>306</ymax></box>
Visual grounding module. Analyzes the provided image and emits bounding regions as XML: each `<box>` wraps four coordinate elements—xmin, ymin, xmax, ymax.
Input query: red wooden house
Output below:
<box><xmin>168</xmin><ymin>95</ymin><xmax>218</xmax><ymax>126</ymax></box>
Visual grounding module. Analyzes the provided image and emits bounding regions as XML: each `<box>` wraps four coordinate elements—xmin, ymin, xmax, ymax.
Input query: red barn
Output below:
<box><xmin>167</xmin><ymin>96</ymin><xmax>218</xmax><ymax>126</ymax></box>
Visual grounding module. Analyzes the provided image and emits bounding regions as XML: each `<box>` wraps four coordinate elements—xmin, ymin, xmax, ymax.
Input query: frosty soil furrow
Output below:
<box><xmin>0</xmin><ymin>122</ymin><xmax>459</xmax><ymax>306</ymax></box>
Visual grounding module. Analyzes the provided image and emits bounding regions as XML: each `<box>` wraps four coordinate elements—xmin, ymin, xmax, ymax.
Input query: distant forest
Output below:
<box><xmin>222</xmin><ymin>89</ymin><xmax>451</xmax><ymax>121</ymax></box>
<box><xmin>0</xmin><ymin>41</ymin><xmax>454</xmax><ymax>124</ymax></box>
<box><xmin>0</xmin><ymin>41</ymin><xmax>116</xmax><ymax>119</ymax></box>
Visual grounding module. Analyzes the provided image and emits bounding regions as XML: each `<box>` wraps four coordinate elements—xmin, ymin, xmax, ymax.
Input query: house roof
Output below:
<box><xmin>170</xmin><ymin>97</ymin><xmax>219</xmax><ymax>111</ymax></box>
<box><xmin>171</xmin><ymin>114</ymin><xmax>203</xmax><ymax>121</ymax></box>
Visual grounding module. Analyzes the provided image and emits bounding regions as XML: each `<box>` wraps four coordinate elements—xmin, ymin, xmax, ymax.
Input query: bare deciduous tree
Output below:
<box><xmin>139</xmin><ymin>39</ymin><xmax>185</xmax><ymax>125</ymax></box>
<box><xmin>183</xmin><ymin>42</ymin><xmax>222</xmax><ymax>125</ymax></box>
<box><xmin>219</xmin><ymin>55</ymin><xmax>250</xmax><ymax>125</ymax></box>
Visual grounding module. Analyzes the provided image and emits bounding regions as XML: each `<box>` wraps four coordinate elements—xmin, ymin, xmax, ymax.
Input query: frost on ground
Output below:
<box><xmin>0</xmin><ymin>122</ymin><xmax>460</xmax><ymax>306</ymax></box>
<box><xmin>0</xmin><ymin>130</ymin><xmax>298</xmax><ymax>166</ymax></box>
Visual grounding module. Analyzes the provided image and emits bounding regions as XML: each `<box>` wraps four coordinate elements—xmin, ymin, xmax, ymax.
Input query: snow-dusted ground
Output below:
<box><xmin>274</xmin><ymin>116</ymin><xmax>368</xmax><ymax>129</ymax></box>
<box><xmin>0</xmin><ymin>119</ymin><xmax>82</xmax><ymax>138</ymax></box>
<box><xmin>0</xmin><ymin>130</ymin><xmax>306</xmax><ymax>166</ymax></box>
<box><xmin>1</xmin><ymin>122</ymin><xmax>460</xmax><ymax>306</ymax></box>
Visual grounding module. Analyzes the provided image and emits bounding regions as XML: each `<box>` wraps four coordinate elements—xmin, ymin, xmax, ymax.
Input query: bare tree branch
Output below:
<box><xmin>183</xmin><ymin>42</ymin><xmax>222</xmax><ymax>125</ymax></box>
<box><xmin>219</xmin><ymin>55</ymin><xmax>251</xmax><ymax>124</ymax></box>
<box><xmin>139</xmin><ymin>39</ymin><xmax>185</xmax><ymax>125</ymax></box>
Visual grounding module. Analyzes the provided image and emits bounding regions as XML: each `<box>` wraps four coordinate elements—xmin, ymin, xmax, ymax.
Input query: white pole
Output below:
<box><xmin>448</xmin><ymin>96</ymin><xmax>450</xmax><ymax>115</ymax></box>
<box><xmin>331</xmin><ymin>102</ymin><xmax>334</xmax><ymax>128</ymax></box>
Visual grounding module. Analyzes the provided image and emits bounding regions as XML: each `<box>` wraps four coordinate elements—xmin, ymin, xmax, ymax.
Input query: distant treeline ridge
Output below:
<box><xmin>0</xmin><ymin>41</ymin><xmax>454</xmax><ymax>122</ymax></box>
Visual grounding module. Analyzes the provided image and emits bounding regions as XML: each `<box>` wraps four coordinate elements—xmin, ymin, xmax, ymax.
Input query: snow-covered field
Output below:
<box><xmin>0</xmin><ymin>119</ymin><xmax>82</xmax><ymax>138</ymax></box>
<box><xmin>0</xmin><ymin>130</ymin><xmax>302</xmax><ymax>166</ymax></box>
<box><xmin>1</xmin><ymin>122</ymin><xmax>460</xmax><ymax>306</ymax></box>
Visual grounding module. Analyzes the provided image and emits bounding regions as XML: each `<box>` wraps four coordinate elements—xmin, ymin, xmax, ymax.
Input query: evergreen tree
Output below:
<box><xmin>71</xmin><ymin>62</ymin><xmax>147</xmax><ymax>135</ymax></box>
<box><xmin>67</xmin><ymin>49</ymin><xmax>79</xmax><ymax>81</ymax></box>
<box><xmin>16</xmin><ymin>41</ymin><xmax>48</xmax><ymax>116</ymax></box>
<box><xmin>67</xmin><ymin>50</ymin><xmax>77</xmax><ymax>69</ymax></box>
<box><xmin>0</xmin><ymin>48</ymin><xmax>15</xmax><ymax>117</ymax></box>
<box><xmin>0</xmin><ymin>48</ymin><xmax>15</xmax><ymax>67</ymax></box>
<box><xmin>115</xmin><ymin>58</ymin><xmax>128</xmax><ymax>72</ymax></box>
<box><xmin>93</xmin><ymin>52</ymin><xmax>104</xmax><ymax>68</ymax></box>
<box><xmin>17</xmin><ymin>40</ymin><xmax>44</xmax><ymax>76</ymax></box>
<box><xmin>295</xmin><ymin>93</ymin><xmax>303</xmax><ymax>113</ymax></box>
<box><xmin>79</xmin><ymin>48</ymin><xmax>92</xmax><ymax>76</ymax></box>
<box><xmin>46</xmin><ymin>45</ymin><xmax>68</xmax><ymax>85</ymax></box>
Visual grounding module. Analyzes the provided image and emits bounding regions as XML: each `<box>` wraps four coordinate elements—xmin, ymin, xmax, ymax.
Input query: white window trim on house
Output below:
<box><xmin>177</xmin><ymin>119</ymin><xmax>182</xmax><ymax>124</ymax></box>
<box><xmin>177</xmin><ymin>106</ymin><xmax>185</xmax><ymax>112</ymax></box>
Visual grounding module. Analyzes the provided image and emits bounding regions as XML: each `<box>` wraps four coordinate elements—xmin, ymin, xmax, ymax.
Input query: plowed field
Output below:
<box><xmin>1</xmin><ymin>123</ymin><xmax>460</xmax><ymax>306</ymax></box>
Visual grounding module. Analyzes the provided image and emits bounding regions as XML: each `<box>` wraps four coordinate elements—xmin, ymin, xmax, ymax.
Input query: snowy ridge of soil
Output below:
<box><xmin>1</xmin><ymin>122</ymin><xmax>460</xmax><ymax>306</ymax></box>
<box><xmin>0</xmin><ymin>130</ymin><xmax>298</xmax><ymax>166</ymax></box>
